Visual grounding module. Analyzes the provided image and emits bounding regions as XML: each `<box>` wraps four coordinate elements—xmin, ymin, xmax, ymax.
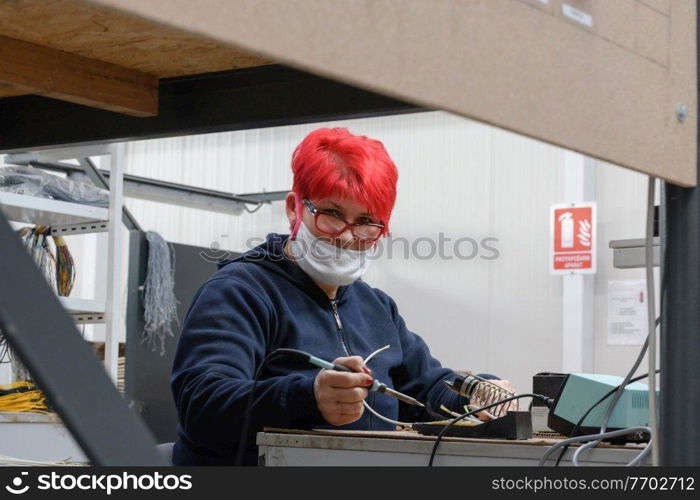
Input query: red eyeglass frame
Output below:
<box><xmin>302</xmin><ymin>198</ymin><xmax>385</xmax><ymax>242</ymax></box>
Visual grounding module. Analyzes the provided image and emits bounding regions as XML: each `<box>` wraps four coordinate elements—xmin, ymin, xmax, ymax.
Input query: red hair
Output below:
<box><xmin>290</xmin><ymin>127</ymin><xmax>398</xmax><ymax>238</ymax></box>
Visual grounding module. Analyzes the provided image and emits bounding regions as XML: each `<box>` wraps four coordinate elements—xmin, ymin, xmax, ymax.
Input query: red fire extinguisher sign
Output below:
<box><xmin>550</xmin><ymin>202</ymin><xmax>596</xmax><ymax>274</ymax></box>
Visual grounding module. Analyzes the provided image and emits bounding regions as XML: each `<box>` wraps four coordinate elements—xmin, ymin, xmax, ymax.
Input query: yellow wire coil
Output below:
<box><xmin>0</xmin><ymin>381</ymin><xmax>51</xmax><ymax>414</ymax></box>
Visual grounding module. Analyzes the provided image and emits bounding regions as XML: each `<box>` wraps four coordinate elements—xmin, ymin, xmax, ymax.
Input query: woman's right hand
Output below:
<box><xmin>313</xmin><ymin>356</ymin><xmax>373</xmax><ymax>426</ymax></box>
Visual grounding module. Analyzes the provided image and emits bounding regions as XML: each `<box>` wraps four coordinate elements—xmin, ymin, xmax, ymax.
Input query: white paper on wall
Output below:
<box><xmin>607</xmin><ymin>280</ymin><xmax>648</xmax><ymax>346</ymax></box>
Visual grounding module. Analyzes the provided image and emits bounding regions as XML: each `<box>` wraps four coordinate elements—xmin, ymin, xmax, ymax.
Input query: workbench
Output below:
<box><xmin>257</xmin><ymin>429</ymin><xmax>649</xmax><ymax>466</ymax></box>
<box><xmin>0</xmin><ymin>412</ymin><xmax>87</xmax><ymax>464</ymax></box>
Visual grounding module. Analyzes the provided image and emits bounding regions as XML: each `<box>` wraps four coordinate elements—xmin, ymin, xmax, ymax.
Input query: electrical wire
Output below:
<box><xmin>539</xmin><ymin>427</ymin><xmax>652</xmax><ymax>467</ymax></box>
<box><xmin>428</xmin><ymin>393</ymin><xmax>552</xmax><ymax>466</ymax></box>
<box><xmin>53</xmin><ymin>234</ymin><xmax>75</xmax><ymax>296</ymax></box>
<box><xmin>0</xmin><ymin>381</ymin><xmax>50</xmax><ymax>414</ymax></box>
<box><xmin>364</xmin><ymin>344</ymin><xmax>390</xmax><ymax>364</ymax></box>
<box><xmin>553</xmin><ymin>369</ymin><xmax>660</xmax><ymax>466</ymax></box>
<box><xmin>0</xmin><ymin>327</ymin><xmax>11</xmax><ymax>365</ymax></box>
<box><xmin>5</xmin><ymin>225</ymin><xmax>75</xmax><ymax>381</ymax></box>
<box><xmin>17</xmin><ymin>226</ymin><xmax>57</xmax><ymax>293</ymax></box>
<box><xmin>569</xmin><ymin>317</ymin><xmax>659</xmax><ymax>466</ymax></box>
<box><xmin>549</xmin><ymin>179</ymin><xmax>659</xmax><ymax>467</ymax></box>
<box><xmin>10</xmin><ymin>351</ymin><xmax>32</xmax><ymax>384</ymax></box>
<box><xmin>645</xmin><ymin>176</ymin><xmax>659</xmax><ymax>465</ymax></box>
<box><xmin>362</xmin><ymin>400</ymin><xmax>412</xmax><ymax>427</ymax></box>
<box><xmin>360</xmin><ymin>345</ymin><xmax>414</xmax><ymax>427</ymax></box>
<box><xmin>237</xmin><ymin>345</ymin><xmax>419</xmax><ymax>463</ymax></box>
<box><xmin>243</xmin><ymin>202</ymin><xmax>264</xmax><ymax>214</ymax></box>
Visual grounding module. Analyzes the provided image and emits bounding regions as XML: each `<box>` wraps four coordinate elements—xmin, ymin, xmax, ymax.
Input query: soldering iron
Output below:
<box><xmin>277</xmin><ymin>348</ymin><xmax>424</xmax><ymax>407</ymax></box>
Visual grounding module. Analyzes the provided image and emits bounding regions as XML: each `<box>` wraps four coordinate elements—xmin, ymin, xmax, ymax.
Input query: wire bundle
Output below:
<box><xmin>142</xmin><ymin>231</ymin><xmax>179</xmax><ymax>356</ymax></box>
<box><xmin>0</xmin><ymin>329</ymin><xmax>10</xmax><ymax>365</ymax></box>
<box><xmin>0</xmin><ymin>381</ymin><xmax>50</xmax><ymax>414</ymax></box>
<box><xmin>17</xmin><ymin>226</ymin><xmax>57</xmax><ymax>293</ymax></box>
<box><xmin>15</xmin><ymin>226</ymin><xmax>75</xmax><ymax>296</ymax></box>
<box><xmin>53</xmin><ymin>235</ymin><xmax>75</xmax><ymax>296</ymax></box>
<box><xmin>0</xmin><ymin>226</ymin><xmax>76</xmax><ymax>382</ymax></box>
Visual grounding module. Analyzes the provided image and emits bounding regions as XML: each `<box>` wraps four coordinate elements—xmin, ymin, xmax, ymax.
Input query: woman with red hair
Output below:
<box><xmin>171</xmin><ymin>127</ymin><xmax>512</xmax><ymax>466</ymax></box>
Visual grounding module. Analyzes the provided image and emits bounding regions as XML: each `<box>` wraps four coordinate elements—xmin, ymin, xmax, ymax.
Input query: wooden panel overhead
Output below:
<box><xmin>89</xmin><ymin>0</ymin><xmax>697</xmax><ymax>186</ymax></box>
<box><xmin>0</xmin><ymin>35</ymin><xmax>158</xmax><ymax>116</ymax></box>
<box><xmin>0</xmin><ymin>82</ymin><xmax>26</xmax><ymax>99</ymax></box>
<box><xmin>0</xmin><ymin>0</ymin><xmax>272</xmax><ymax>77</ymax></box>
<box><xmin>0</xmin><ymin>0</ymin><xmax>273</xmax><ymax>113</ymax></box>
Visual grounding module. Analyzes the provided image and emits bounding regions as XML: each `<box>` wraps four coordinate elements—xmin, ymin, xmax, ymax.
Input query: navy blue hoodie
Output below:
<box><xmin>171</xmin><ymin>233</ymin><xmax>468</xmax><ymax>465</ymax></box>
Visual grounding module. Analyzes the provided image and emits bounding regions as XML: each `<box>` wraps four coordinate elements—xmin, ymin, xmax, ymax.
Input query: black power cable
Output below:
<box><xmin>428</xmin><ymin>393</ymin><xmax>553</xmax><ymax>466</ymax></box>
<box><xmin>553</xmin><ymin>369</ymin><xmax>660</xmax><ymax>466</ymax></box>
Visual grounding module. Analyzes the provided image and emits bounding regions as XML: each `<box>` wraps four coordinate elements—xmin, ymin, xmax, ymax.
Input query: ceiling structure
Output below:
<box><xmin>0</xmin><ymin>0</ymin><xmax>272</xmax><ymax>115</ymax></box>
<box><xmin>0</xmin><ymin>0</ymin><xmax>695</xmax><ymax>186</ymax></box>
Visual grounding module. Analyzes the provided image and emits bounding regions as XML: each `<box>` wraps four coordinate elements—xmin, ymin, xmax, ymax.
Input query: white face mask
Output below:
<box><xmin>288</xmin><ymin>221</ymin><xmax>374</xmax><ymax>286</ymax></box>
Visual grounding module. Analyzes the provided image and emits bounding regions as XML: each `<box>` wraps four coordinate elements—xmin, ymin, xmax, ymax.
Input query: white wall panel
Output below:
<box><xmin>487</xmin><ymin>128</ymin><xmax>564</xmax><ymax>389</ymax></box>
<box><xmin>119</xmin><ymin>111</ymin><xmax>570</xmax><ymax>394</ymax></box>
<box><xmin>594</xmin><ymin>161</ymin><xmax>660</xmax><ymax>381</ymax></box>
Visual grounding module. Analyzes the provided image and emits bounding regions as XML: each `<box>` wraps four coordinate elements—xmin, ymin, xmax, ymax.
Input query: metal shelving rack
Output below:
<box><xmin>0</xmin><ymin>144</ymin><xmax>125</xmax><ymax>382</ymax></box>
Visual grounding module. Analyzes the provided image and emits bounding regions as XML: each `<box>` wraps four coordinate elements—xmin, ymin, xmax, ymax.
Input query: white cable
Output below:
<box><xmin>538</xmin><ymin>427</ymin><xmax>651</xmax><ymax>466</ymax></box>
<box><xmin>555</xmin><ymin>318</ymin><xmax>659</xmax><ymax>466</ymax></box>
<box><xmin>571</xmin><ymin>329</ymin><xmax>654</xmax><ymax>466</ymax></box>
<box><xmin>364</xmin><ymin>344</ymin><xmax>390</xmax><ymax>364</ymax></box>
<box><xmin>645</xmin><ymin>176</ymin><xmax>659</xmax><ymax>465</ymax></box>
<box><xmin>361</xmin><ymin>345</ymin><xmax>414</xmax><ymax>427</ymax></box>
<box><xmin>362</xmin><ymin>400</ymin><xmax>412</xmax><ymax>427</ymax></box>
<box><xmin>628</xmin><ymin>441</ymin><xmax>653</xmax><ymax>466</ymax></box>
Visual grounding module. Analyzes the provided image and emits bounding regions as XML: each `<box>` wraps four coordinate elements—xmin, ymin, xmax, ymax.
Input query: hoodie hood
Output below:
<box><xmin>216</xmin><ymin>232</ymin><xmax>350</xmax><ymax>304</ymax></box>
<box><xmin>216</xmin><ymin>232</ymin><xmax>287</xmax><ymax>270</ymax></box>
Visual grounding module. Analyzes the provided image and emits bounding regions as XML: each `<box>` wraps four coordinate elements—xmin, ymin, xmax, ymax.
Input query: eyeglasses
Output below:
<box><xmin>303</xmin><ymin>198</ymin><xmax>385</xmax><ymax>242</ymax></box>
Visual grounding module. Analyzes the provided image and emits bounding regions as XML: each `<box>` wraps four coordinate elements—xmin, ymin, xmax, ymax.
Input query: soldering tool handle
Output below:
<box><xmin>285</xmin><ymin>350</ymin><xmax>374</xmax><ymax>385</ymax></box>
<box><xmin>331</xmin><ymin>363</ymin><xmax>354</xmax><ymax>373</ymax></box>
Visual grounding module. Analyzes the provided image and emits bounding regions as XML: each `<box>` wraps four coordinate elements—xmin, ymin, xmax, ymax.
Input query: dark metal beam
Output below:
<box><xmin>660</xmin><ymin>182</ymin><xmax>700</xmax><ymax>466</ymax></box>
<box><xmin>124</xmin><ymin>230</ymin><xmax>148</xmax><ymax>420</ymax></box>
<box><xmin>0</xmin><ymin>210</ymin><xmax>166</xmax><ymax>465</ymax></box>
<box><xmin>658</xmin><ymin>8</ymin><xmax>700</xmax><ymax>466</ymax></box>
<box><xmin>0</xmin><ymin>64</ymin><xmax>425</xmax><ymax>152</ymax></box>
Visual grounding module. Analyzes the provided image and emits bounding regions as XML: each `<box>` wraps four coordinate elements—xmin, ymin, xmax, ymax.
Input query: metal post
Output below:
<box><xmin>104</xmin><ymin>144</ymin><xmax>125</xmax><ymax>382</ymax></box>
<box><xmin>660</xmin><ymin>182</ymin><xmax>700</xmax><ymax>465</ymax></box>
<box><xmin>659</xmin><ymin>17</ymin><xmax>700</xmax><ymax>464</ymax></box>
<box><xmin>124</xmin><ymin>229</ymin><xmax>148</xmax><ymax>416</ymax></box>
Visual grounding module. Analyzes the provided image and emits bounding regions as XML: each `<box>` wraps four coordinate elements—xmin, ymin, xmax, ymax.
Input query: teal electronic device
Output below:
<box><xmin>548</xmin><ymin>373</ymin><xmax>658</xmax><ymax>441</ymax></box>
